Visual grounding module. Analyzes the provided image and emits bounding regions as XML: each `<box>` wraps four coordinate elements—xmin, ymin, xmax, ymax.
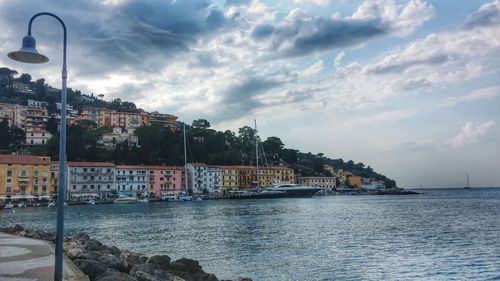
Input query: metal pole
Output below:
<box><xmin>183</xmin><ymin>123</ymin><xmax>188</xmax><ymax>192</ymax></box>
<box><xmin>27</xmin><ymin>12</ymin><xmax>67</xmax><ymax>281</ymax></box>
<box><xmin>255</xmin><ymin>119</ymin><xmax>259</xmax><ymax>192</ymax></box>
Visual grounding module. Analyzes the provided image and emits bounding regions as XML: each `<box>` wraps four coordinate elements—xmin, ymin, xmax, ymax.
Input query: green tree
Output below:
<box><xmin>46</xmin><ymin>116</ymin><xmax>58</xmax><ymax>135</ymax></box>
<box><xmin>192</xmin><ymin>119</ymin><xmax>211</xmax><ymax>130</ymax></box>
<box><xmin>0</xmin><ymin>119</ymin><xmax>10</xmax><ymax>149</ymax></box>
<box><xmin>18</xmin><ymin>73</ymin><xmax>32</xmax><ymax>84</ymax></box>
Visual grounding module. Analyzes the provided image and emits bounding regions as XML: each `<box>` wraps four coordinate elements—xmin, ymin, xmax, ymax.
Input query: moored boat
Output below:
<box><xmin>113</xmin><ymin>197</ymin><xmax>138</xmax><ymax>204</ymax></box>
<box><xmin>269</xmin><ymin>183</ymin><xmax>322</xmax><ymax>198</ymax></box>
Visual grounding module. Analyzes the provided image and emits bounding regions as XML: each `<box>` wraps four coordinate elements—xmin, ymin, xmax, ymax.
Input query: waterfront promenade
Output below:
<box><xmin>0</xmin><ymin>232</ymin><xmax>87</xmax><ymax>281</ymax></box>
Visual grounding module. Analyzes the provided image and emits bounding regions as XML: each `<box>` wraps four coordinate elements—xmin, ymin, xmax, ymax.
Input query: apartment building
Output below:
<box><xmin>297</xmin><ymin>177</ymin><xmax>336</xmax><ymax>191</ymax></box>
<box><xmin>66</xmin><ymin>162</ymin><xmax>115</xmax><ymax>196</ymax></box>
<box><xmin>147</xmin><ymin>166</ymin><xmax>184</xmax><ymax>197</ymax></box>
<box><xmin>115</xmin><ymin>165</ymin><xmax>148</xmax><ymax>194</ymax></box>
<box><xmin>0</xmin><ymin>155</ymin><xmax>52</xmax><ymax>196</ymax></box>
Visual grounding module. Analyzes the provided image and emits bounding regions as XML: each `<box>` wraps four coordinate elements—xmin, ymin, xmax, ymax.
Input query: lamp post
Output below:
<box><xmin>8</xmin><ymin>12</ymin><xmax>67</xmax><ymax>281</ymax></box>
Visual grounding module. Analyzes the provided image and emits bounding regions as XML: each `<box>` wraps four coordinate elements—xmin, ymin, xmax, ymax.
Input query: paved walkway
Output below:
<box><xmin>0</xmin><ymin>232</ymin><xmax>87</xmax><ymax>281</ymax></box>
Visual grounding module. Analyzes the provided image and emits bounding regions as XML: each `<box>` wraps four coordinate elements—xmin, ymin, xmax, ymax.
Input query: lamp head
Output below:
<box><xmin>8</xmin><ymin>35</ymin><xmax>49</xmax><ymax>64</ymax></box>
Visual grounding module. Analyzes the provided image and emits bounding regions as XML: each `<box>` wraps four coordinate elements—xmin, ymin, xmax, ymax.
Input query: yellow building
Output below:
<box><xmin>0</xmin><ymin>155</ymin><xmax>52</xmax><ymax>196</ymax></box>
<box><xmin>219</xmin><ymin>166</ymin><xmax>239</xmax><ymax>193</ymax></box>
<box><xmin>348</xmin><ymin>175</ymin><xmax>362</xmax><ymax>188</ymax></box>
<box><xmin>270</xmin><ymin>166</ymin><xmax>295</xmax><ymax>184</ymax></box>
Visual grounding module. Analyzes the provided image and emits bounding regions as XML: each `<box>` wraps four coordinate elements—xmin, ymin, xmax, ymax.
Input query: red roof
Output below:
<box><xmin>0</xmin><ymin>155</ymin><xmax>50</xmax><ymax>165</ymax></box>
<box><xmin>67</xmin><ymin>162</ymin><xmax>115</xmax><ymax>167</ymax></box>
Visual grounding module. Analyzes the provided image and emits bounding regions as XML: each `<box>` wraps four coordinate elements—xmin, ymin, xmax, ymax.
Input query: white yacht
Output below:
<box><xmin>113</xmin><ymin>196</ymin><xmax>138</xmax><ymax>204</ymax></box>
<box><xmin>269</xmin><ymin>183</ymin><xmax>322</xmax><ymax>198</ymax></box>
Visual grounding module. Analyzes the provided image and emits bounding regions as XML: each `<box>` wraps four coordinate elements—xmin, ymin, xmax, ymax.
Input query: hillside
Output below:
<box><xmin>0</xmin><ymin>67</ymin><xmax>397</xmax><ymax>187</ymax></box>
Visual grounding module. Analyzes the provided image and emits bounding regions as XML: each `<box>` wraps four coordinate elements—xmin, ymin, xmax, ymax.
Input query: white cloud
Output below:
<box><xmin>301</xmin><ymin>60</ymin><xmax>324</xmax><ymax>77</ymax></box>
<box><xmin>438</xmin><ymin>86</ymin><xmax>500</xmax><ymax>108</ymax></box>
<box><xmin>334</xmin><ymin>52</ymin><xmax>345</xmax><ymax>67</ymax></box>
<box><xmin>345</xmin><ymin>109</ymin><xmax>418</xmax><ymax>126</ymax></box>
<box><xmin>293</xmin><ymin>0</ymin><xmax>331</xmax><ymax>6</ymax></box>
<box><xmin>448</xmin><ymin>121</ymin><xmax>496</xmax><ymax>148</ymax></box>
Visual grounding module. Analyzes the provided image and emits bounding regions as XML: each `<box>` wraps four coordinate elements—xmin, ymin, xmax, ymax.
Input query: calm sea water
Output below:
<box><xmin>1</xmin><ymin>188</ymin><xmax>500</xmax><ymax>280</ymax></box>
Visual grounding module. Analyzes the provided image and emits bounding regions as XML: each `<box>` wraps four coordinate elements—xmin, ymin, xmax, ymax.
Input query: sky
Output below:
<box><xmin>0</xmin><ymin>0</ymin><xmax>499</xmax><ymax>188</ymax></box>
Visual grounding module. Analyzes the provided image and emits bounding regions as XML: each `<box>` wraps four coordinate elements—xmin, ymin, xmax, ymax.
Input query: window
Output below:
<box><xmin>34</xmin><ymin>170</ymin><xmax>39</xmax><ymax>177</ymax></box>
<box><xmin>7</xmin><ymin>178</ymin><xmax>11</xmax><ymax>183</ymax></box>
<box><xmin>7</xmin><ymin>170</ymin><xmax>12</xmax><ymax>177</ymax></box>
<box><xmin>7</xmin><ymin>187</ymin><xmax>11</xmax><ymax>192</ymax></box>
<box><xmin>73</xmin><ymin>185</ymin><xmax>76</xmax><ymax>190</ymax></box>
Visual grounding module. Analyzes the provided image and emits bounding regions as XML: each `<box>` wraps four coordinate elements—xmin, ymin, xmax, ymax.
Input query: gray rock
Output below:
<box><xmin>13</xmin><ymin>224</ymin><xmax>24</xmax><ymax>233</ymax></box>
<box><xmin>74</xmin><ymin>259</ymin><xmax>106</xmax><ymax>280</ymax></box>
<box><xmin>84</xmin><ymin>239</ymin><xmax>104</xmax><ymax>251</ymax></box>
<box><xmin>123</xmin><ymin>252</ymin><xmax>146</xmax><ymax>269</ymax></box>
<box><xmin>74</xmin><ymin>233</ymin><xmax>91</xmax><ymax>241</ymax></box>
<box><xmin>237</xmin><ymin>278</ymin><xmax>253</xmax><ymax>281</ymax></box>
<box><xmin>134</xmin><ymin>271</ymin><xmax>162</xmax><ymax>281</ymax></box>
<box><xmin>109</xmin><ymin>245</ymin><xmax>121</xmax><ymax>256</ymax></box>
<box><xmin>170</xmin><ymin>258</ymin><xmax>202</xmax><ymax>274</ymax></box>
<box><xmin>147</xmin><ymin>255</ymin><xmax>171</xmax><ymax>270</ymax></box>
<box><xmin>95</xmin><ymin>269</ymin><xmax>138</xmax><ymax>281</ymax></box>
<box><xmin>98</xmin><ymin>254</ymin><xmax>128</xmax><ymax>272</ymax></box>
<box><xmin>130</xmin><ymin>264</ymin><xmax>156</xmax><ymax>276</ymax></box>
<box><xmin>67</xmin><ymin>248</ymin><xmax>101</xmax><ymax>261</ymax></box>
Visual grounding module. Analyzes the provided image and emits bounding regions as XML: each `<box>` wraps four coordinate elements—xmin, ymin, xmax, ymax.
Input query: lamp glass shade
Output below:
<box><xmin>7</xmin><ymin>35</ymin><xmax>49</xmax><ymax>64</ymax></box>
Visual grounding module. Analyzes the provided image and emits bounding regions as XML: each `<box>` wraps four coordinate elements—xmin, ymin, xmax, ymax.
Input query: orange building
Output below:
<box><xmin>0</xmin><ymin>155</ymin><xmax>52</xmax><ymax>196</ymax></box>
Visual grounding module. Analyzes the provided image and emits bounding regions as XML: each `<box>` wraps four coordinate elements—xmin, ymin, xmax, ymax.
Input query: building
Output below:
<box><xmin>237</xmin><ymin>166</ymin><xmax>256</xmax><ymax>189</ymax></box>
<box><xmin>219</xmin><ymin>166</ymin><xmax>239</xmax><ymax>193</ymax></box>
<box><xmin>297</xmin><ymin>177</ymin><xmax>336</xmax><ymax>191</ymax></box>
<box><xmin>50</xmin><ymin>162</ymin><xmax>59</xmax><ymax>194</ymax></box>
<box><xmin>115</xmin><ymin>165</ymin><xmax>148</xmax><ymax>194</ymax></box>
<box><xmin>147</xmin><ymin>166</ymin><xmax>184</xmax><ymax>197</ymax></box>
<box><xmin>269</xmin><ymin>166</ymin><xmax>295</xmax><ymax>184</ymax></box>
<box><xmin>25</xmin><ymin>126</ymin><xmax>52</xmax><ymax>145</ymax></box>
<box><xmin>12</xmin><ymin>82</ymin><xmax>32</xmax><ymax>93</ymax></box>
<box><xmin>348</xmin><ymin>175</ymin><xmax>362</xmax><ymax>188</ymax></box>
<box><xmin>0</xmin><ymin>155</ymin><xmax>52</xmax><ymax>196</ymax></box>
<box><xmin>80</xmin><ymin>107</ymin><xmax>107</xmax><ymax>127</ymax></box>
<box><xmin>27</xmin><ymin>99</ymin><xmax>48</xmax><ymax>108</ymax></box>
<box><xmin>66</xmin><ymin>162</ymin><xmax>116</xmax><ymax>197</ymax></box>
<box><xmin>323</xmin><ymin>164</ymin><xmax>335</xmax><ymax>176</ymax></box>
<box><xmin>206</xmin><ymin>166</ymin><xmax>221</xmax><ymax>194</ymax></box>
<box><xmin>186</xmin><ymin>163</ymin><xmax>209</xmax><ymax>194</ymax></box>
<box><xmin>105</xmin><ymin>110</ymin><xmax>149</xmax><ymax>129</ymax></box>
<box><xmin>148</xmin><ymin>111</ymin><xmax>177</xmax><ymax>131</ymax></box>
<box><xmin>98</xmin><ymin>127</ymin><xmax>139</xmax><ymax>149</ymax></box>
<box><xmin>0</xmin><ymin>103</ymin><xmax>23</xmax><ymax>127</ymax></box>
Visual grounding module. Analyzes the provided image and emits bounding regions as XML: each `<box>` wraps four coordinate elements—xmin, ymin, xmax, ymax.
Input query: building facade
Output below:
<box><xmin>66</xmin><ymin>162</ymin><xmax>116</xmax><ymax>197</ymax></box>
<box><xmin>220</xmin><ymin>166</ymin><xmax>239</xmax><ymax>193</ymax></box>
<box><xmin>115</xmin><ymin>166</ymin><xmax>148</xmax><ymax>194</ymax></box>
<box><xmin>0</xmin><ymin>155</ymin><xmax>52</xmax><ymax>196</ymax></box>
<box><xmin>147</xmin><ymin>166</ymin><xmax>184</xmax><ymax>197</ymax></box>
<box><xmin>297</xmin><ymin>177</ymin><xmax>336</xmax><ymax>191</ymax></box>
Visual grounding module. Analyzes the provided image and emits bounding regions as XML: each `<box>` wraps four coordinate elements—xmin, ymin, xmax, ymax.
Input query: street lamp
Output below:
<box><xmin>8</xmin><ymin>12</ymin><xmax>68</xmax><ymax>281</ymax></box>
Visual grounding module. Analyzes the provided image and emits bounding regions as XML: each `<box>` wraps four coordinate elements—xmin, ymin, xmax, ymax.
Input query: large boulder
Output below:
<box><xmin>74</xmin><ymin>233</ymin><xmax>91</xmax><ymax>242</ymax></box>
<box><xmin>74</xmin><ymin>259</ymin><xmax>106</xmax><ymax>280</ymax></box>
<box><xmin>134</xmin><ymin>271</ymin><xmax>162</xmax><ymax>281</ymax></box>
<box><xmin>147</xmin><ymin>255</ymin><xmax>171</xmax><ymax>270</ymax></box>
<box><xmin>67</xmin><ymin>248</ymin><xmax>101</xmax><ymax>261</ymax></box>
<box><xmin>170</xmin><ymin>258</ymin><xmax>202</xmax><ymax>274</ymax></box>
<box><xmin>84</xmin><ymin>239</ymin><xmax>104</xmax><ymax>251</ymax></box>
<box><xmin>123</xmin><ymin>252</ymin><xmax>147</xmax><ymax>269</ymax></box>
<box><xmin>130</xmin><ymin>264</ymin><xmax>156</xmax><ymax>276</ymax></box>
<box><xmin>98</xmin><ymin>254</ymin><xmax>128</xmax><ymax>272</ymax></box>
<box><xmin>95</xmin><ymin>269</ymin><xmax>138</xmax><ymax>281</ymax></box>
<box><xmin>12</xmin><ymin>224</ymin><xmax>24</xmax><ymax>233</ymax></box>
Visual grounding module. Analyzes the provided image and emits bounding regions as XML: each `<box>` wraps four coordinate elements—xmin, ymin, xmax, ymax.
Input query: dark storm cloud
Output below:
<box><xmin>0</xmin><ymin>0</ymin><xmax>235</xmax><ymax>75</ymax></box>
<box><xmin>463</xmin><ymin>1</ymin><xmax>500</xmax><ymax>29</ymax></box>
<box><xmin>213</xmin><ymin>77</ymin><xmax>282</xmax><ymax>121</ymax></box>
<box><xmin>252</xmin><ymin>14</ymin><xmax>388</xmax><ymax>58</ymax></box>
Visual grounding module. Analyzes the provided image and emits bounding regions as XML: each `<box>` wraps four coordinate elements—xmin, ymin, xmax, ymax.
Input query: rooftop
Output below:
<box><xmin>0</xmin><ymin>155</ymin><xmax>50</xmax><ymax>165</ymax></box>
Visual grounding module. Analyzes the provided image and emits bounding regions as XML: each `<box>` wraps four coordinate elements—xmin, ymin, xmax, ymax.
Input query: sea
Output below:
<box><xmin>1</xmin><ymin>188</ymin><xmax>499</xmax><ymax>281</ymax></box>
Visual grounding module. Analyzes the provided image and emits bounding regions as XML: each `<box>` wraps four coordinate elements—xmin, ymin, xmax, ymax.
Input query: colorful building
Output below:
<box><xmin>147</xmin><ymin>166</ymin><xmax>184</xmax><ymax>197</ymax></box>
<box><xmin>219</xmin><ymin>166</ymin><xmax>239</xmax><ymax>193</ymax></box>
<box><xmin>0</xmin><ymin>155</ymin><xmax>52</xmax><ymax>196</ymax></box>
<box><xmin>348</xmin><ymin>175</ymin><xmax>362</xmax><ymax>188</ymax></box>
<box><xmin>297</xmin><ymin>177</ymin><xmax>336</xmax><ymax>191</ymax></box>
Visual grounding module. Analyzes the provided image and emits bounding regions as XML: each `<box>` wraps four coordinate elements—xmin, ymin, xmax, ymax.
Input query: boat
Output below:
<box><xmin>194</xmin><ymin>195</ymin><xmax>203</xmax><ymax>201</ymax></box>
<box><xmin>269</xmin><ymin>183</ymin><xmax>322</xmax><ymax>198</ymax></box>
<box><xmin>463</xmin><ymin>173</ymin><xmax>471</xmax><ymax>189</ymax></box>
<box><xmin>4</xmin><ymin>203</ymin><xmax>14</xmax><ymax>209</ymax></box>
<box><xmin>47</xmin><ymin>202</ymin><xmax>56</xmax><ymax>207</ymax></box>
<box><xmin>17</xmin><ymin>202</ymin><xmax>27</xmax><ymax>208</ymax></box>
<box><xmin>85</xmin><ymin>199</ymin><xmax>97</xmax><ymax>205</ymax></box>
<box><xmin>178</xmin><ymin>193</ymin><xmax>192</xmax><ymax>201</ymax></box>
<box><xmin>137</xmin><ymin>198</ymin><xmax>149</xmax><ymax>203</ymax></box>
<box><xmin>113</xmin><ymin>196</ymin><xmax>138</xmax><ymax>204</ymax></box>
<box><xmin>162</xmin><ymin>194</ymin><xmax>178</xmax><ymax>202</ymax></box>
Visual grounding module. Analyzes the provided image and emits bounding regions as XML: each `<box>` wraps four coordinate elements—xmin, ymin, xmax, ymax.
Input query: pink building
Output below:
<box><xmin>146</xmin><ymin>166</ymin><xmax>185</xmax><ymax>197</ymax></box>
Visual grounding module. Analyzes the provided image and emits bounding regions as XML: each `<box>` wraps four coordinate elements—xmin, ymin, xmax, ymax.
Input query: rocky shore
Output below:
<box><xmin>1</xmin><ymin>225</ymin><xmax>252</xmax><ymax>281</ymax></box>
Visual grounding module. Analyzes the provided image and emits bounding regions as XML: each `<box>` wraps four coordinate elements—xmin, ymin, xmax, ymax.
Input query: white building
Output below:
<box><xmin>206</xmin><ymin>166</ymin><xmax>221</xmax><ymax>194</ymax></box>
<box><xmin>25</xmin><ymin>126</ymin><xmax>52</xmax><ymax>145</ymax></box>
<box><xmin>186</xmin><ymin>163</ymin><xmax>208</xmax><ymax>194</ymax></box>
<box><xmin>28</xmin><ymin>99</ymin><xmax>48</xmax><ymax>108</ymax></box>
<box><xmin>98</xmin><ymin>127</ymin><xmax>139</xmax><ymax>149</ymax></box>
<box><xmin>66</xmin><ymin>162</ymin><xmax>116</xmax><ymax>197</ymax></box>
<box><xmin>115</xmin><ymin>165</ymin><xmax>148</xmax><ymax>194</ymax></box>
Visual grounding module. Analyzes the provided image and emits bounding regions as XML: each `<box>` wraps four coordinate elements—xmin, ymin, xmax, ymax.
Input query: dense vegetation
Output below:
<box><xmin>0</xmin><ymin>69</ymin><xmax>396</xmax><ymax>187</ymax></box>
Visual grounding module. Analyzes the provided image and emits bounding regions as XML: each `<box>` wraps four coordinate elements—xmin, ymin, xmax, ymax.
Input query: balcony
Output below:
<box><xmin>18</xmin><ymin>181</ymin><xmax>29</xmax><ymax>187</ymax></box>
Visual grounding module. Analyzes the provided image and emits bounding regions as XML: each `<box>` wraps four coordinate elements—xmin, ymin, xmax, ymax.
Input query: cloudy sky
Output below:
<box><xmin>1</xmin><ymin>0</ymin><xmax>499</xmax><ymax>188</ymax></box>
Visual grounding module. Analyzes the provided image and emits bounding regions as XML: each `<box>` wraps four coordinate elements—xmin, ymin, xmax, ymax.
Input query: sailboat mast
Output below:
<box><xmin>255</xmin><ymin>119</ymin><xmax>260</xmax><ymax>192</ymax></box>
<box><xmin>184</xmin><ymin>123</ymin><xmax>188</xmax><ymax>192</ymax></box>
<box><xmin>466</xmin><ymin>173</ymin><xmax>470</xmax><ymax>188</ymax></box>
